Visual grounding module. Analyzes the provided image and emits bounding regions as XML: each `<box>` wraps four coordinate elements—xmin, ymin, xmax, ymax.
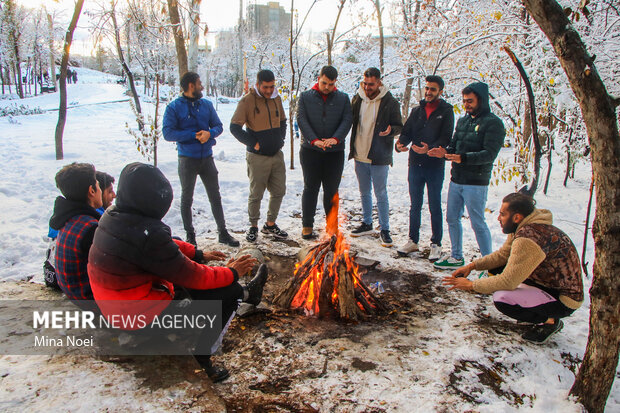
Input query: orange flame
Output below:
<box><xmin>290</xmin><ymin>193</ymin><xmax>375</xmax><ymax>316</ymax></box>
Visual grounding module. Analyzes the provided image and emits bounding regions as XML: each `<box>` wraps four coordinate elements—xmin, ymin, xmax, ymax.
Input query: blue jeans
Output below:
<box><xmin>408</xmin><ymin>165</ymin><xmax>444</xmax><ymax>245</ymax></box>
<box><xmin>354</xmin><ymin>161</ymin><xmax>390</xmax><ymax>231</ymax></box>
<box><xmin>446</xmin><ymin>181</ymin><xmax>492</xmax><ymax>260</ymax></box>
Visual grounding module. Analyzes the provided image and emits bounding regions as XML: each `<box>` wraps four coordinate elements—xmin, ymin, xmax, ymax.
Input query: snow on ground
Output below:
<box><xmin>0</xmin><ymin>67</ymin><xmax>618</xmax><ymax>411</ymax></box>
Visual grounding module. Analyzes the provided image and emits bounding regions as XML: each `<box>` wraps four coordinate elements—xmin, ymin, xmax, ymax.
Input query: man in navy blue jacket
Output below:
<box><xmin>163</xmin><ymin>72</ymin><xmax>239</xmax><ymax>247</ymax></box>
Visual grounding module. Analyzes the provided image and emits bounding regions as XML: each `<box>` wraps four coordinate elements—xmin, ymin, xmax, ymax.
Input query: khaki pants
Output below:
<box><xmin>246</xmin><ymin>150</ymin><xmax>286</xmax><ymax>226</ymax></box>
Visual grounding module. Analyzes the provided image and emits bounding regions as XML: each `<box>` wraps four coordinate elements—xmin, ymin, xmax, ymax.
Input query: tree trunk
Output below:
<box><xmin>402</xmin><ymin>65</ymin><xmax>414</xmax><ymax>121</ymax></box>
<box><xmin>289</xmin><ymin>0</ymin><xmax>296</xmax><ymax>170</ymax></box>
<box><xmin>524</xmin><ymin>1</ymin><xmax>620</xmax><ymax>412</ymax></box>
<box><xmin>46</xmin><ymin>11</ymin><xmax>57</xmax><ymax>92</ymax></box>
<box><xmin>326</xmin><ymin>0</ymin><xmax>346</xmax><ymax>66</ymax></box>
<box><xmin>188</xmin><ymin>0</ymin><xmax>201</xmax><ymax>72</ymax></box>
<box><xmin>54</xmin><ymin>0</ymin><xmax>84</xmax><ymax>160</ymax></box>
<box><xmin>167</xmin><ymin>0</ymin><xmax>188</xmax><ymax>81</ymax></box>
<box><xmin>110</xmin><ymin>1</ymin><xmax>143</xmax><ymax>130</ymax></box>
<box><xmin>373</xmin><ymin>0</ymin><xmax>384</xmax><ymax>74</ymax></box>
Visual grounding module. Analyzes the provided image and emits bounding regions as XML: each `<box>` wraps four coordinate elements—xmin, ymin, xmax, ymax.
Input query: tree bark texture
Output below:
<box><xmin>523</xmin><ymin>1</ymin><xmax>620</xmax><ymax>412</ymax></box>
<box><xmin>46</xmin><ymin>11</ymin><xmax>57</xmax><ymax>91</ymax></box>
<box><xmin>167</xmin><ymin>0</ymin><xmax>188</xmax><ymax>82</ymax></box>
<box><xmin>373</xmin><ymin>0</ymin><xmax>384</xmax><ymax>74</ymax></box>
<box><xmin>188</xmin><ymin>0</ymin><xmax>201</xmax><ymax>72</ymax></box>
<box><xmin>54</xmin><ymin>0</ymin><xmax>84</xmax><ymax>160</ymax></box>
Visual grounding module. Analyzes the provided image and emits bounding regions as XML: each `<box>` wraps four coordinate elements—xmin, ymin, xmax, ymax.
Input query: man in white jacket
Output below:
<box><xmin>348</xmin><ymin>67</ymin><xmax>402</xmax><ymax>247</ymax></box>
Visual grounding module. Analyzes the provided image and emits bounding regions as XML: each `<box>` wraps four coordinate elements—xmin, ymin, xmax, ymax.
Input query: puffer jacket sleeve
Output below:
<box><xmin>142</xmin><ymin>227</ymin><xmax>236</xmax><ymax>290</ymax></box>
<box><xmin>205</xmin><ymin>100</ymin><xmax>224</xmax><ymax>139</ymax></box>
<box><xmin>162</xmin><ymin>101</ymin><xmax>197</xmax><ymax>144</ymax></box>
<box><xmin>333</xmin><ymin>93</ymin><xmax>352</xmax><ymax>142</ymax></box>
<box><xmin>297</xmin><ymin>93</ymin><xmax>319</xmax><ymax>144</ymax></box>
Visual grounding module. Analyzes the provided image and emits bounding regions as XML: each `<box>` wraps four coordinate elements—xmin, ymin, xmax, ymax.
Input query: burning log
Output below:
<box><xmin>274</xmin><ymin>235</ymin><xmax>386</xmax><ymax>321</ymax></box>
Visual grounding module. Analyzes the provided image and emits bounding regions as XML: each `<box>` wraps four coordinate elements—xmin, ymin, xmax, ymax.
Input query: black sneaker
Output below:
<box><xmin>194</xmin><ymin>355</ymin><xmax>230</xmax><ymax>383</ymax></box>
<box><xmin>218</xmin><ymin>230</ymin><xmax>240</xmax><ymax>247</ymax></box>
<box><xmin>186</xmin><ymin>231</ymin><xmax>197</xmax><ymax>247</ymax></box>
<box><xmin>245</xmin><ymin>264</ymin><xmax>268</xmax><ymax>306</ymax></box>
<box><xmin>261</xmin><ymin>223</ymin><xmax>288</xmax><ymax>239</ymax></box>
<box><xmin>522</xmin><ymin>319</ymin><xmax>564</xmax><ymax>344</ymax></box>
<box><xmin>380</xmin><ymin>230</ymin><xmax>393</xmax><ymax>247</ymax></box>
<box><xmin>246</xmin><ymin>226</ymin><xmax>259</xmax><ymax>242</ymax></box>
<box><xmin>350</xmin><ymin>222</ymin><xmax>374</xmax><ymax>237</ymax></box>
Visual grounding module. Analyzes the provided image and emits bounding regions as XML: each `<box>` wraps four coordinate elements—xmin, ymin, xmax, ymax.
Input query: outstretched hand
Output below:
<box><xmin>379</xmin><ymin>125</ymin><xmax>391</xmax><ymax>136</ymax></box>
<box><xmin>442</xmin><ymin>275</ymin><xmax>473</xmax><ymax>291</ymax></box>
<box><xmin>411</xmin><ymin>142</ymin><xmax>429</xmax><ymax>154</ymax></box>
<box><xmin>203</xmin><ymin>250</ymin><xmax>227</xmax><ymax>261</ymax></box>
<box><xmin>395</xmin><ymin>141</ymin><xmax>408</xmax><ymax>153</ymax></box>
<box><xmin>427</xmin><ymin>146</ymin><xmax>447</xmax><ymax>158</ymax></box>
<box><xmin>227</xmin><ymin>255</ymin><xmax>257</xmax><ymax>277</ymax></box>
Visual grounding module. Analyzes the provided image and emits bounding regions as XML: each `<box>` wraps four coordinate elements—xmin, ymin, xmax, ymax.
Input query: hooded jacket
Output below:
<box><xmin>230</xmin><ymin>86</ymin><xmax>287</xmax><ymax>156</ymax></box>
<box><xmin>471</xmin><ymin>209</ymin><xmax>583</xmax><ymax>309</ymax></box>
<box><xmin>297</xmin><ymin>85</ymin><xmax>352</xmax><ymax>153</ymax></box>
<box><xmin>50</xmin><ymin>197</ymin><xmax>101</xmax><ymax>300</ymax></box>
<box><xmin>88</xmin><ymin>163</ymin><xmax>237</xmax><ymax>327</ymax></box>
<box><xmin>349</xmin><ymin>84</ymin><xmax>403</xmax><ymax>166</ymax></box>
<box><xmin>446</xmin><ymin>82</ymin><xmax>505</xmax><ymax>185</ymax></box>
<box><xmin>162</xmin><ymin>95</ymin><xmax>224</xmax><ymax>159</ymax></box>
<box><xmin>398</xmin><ymin>98</ymin><xmax>454</xmax><ymax>169</ymax></box>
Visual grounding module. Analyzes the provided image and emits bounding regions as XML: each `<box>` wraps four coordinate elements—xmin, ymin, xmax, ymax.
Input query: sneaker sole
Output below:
<box><xmin>261</xmin><ymin>230</ymin><xmax>288</xmax><ymax>240</ymax></box>
<box><xmin>524</xmin><ymin>321</ymin><xmax>564</xmax><ymax>344</ymax></box>
<box><xmin>350</xmin><ymin>230</ymin><xmax>374</xmax><ymax>237</ymax></box>
<box><xmin>433</xmin><ymin>263</ymin><xmax>464</xmax><ymax>269</ymax></box>
<box><xmin>381</xmin><ymin>242</ymin><xmax>393</xmax><ymax>247</ymax></box>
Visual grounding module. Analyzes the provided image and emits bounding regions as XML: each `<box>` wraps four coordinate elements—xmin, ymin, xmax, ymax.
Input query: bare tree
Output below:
<box><xmin>523</xmin><ymin>1</ymin><xmax>620</xmax><ymax>412</ymax></box>
<box><xmin>372</xmin><ymin>0</ymin><xmax>384</xmax><ymax>74</ymax></box>
<box><xmin>326</xmin><ymin>0</ymin><xmax>346</xmax><ymax>66</ymax></box>
<box><xmin>45</xmin><ymin>8</ymin><xmax>56</xmax><ymax>92</ymax></box>
<box><xmin>188</xmin><ymin>0</ymin><xmax>201</xmax><ymax>72</ymax></box>
<box><xmin>54</xmin><ymin>0</ymin><xmax>84</xmax><ymax>160</ymax></box>
<box><xmin>167</xmin><ymin>0</ymin><xmax>188</xmax><ymax>80</ymax></box>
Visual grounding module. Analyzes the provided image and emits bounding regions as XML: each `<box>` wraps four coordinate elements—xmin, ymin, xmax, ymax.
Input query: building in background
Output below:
<box><xmin>247</xmin><ymin>1</ymin><xmax>290</xmax><ymax>35</ymax></box>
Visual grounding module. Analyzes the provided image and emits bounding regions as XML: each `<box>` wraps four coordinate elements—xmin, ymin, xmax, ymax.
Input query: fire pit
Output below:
<box><xmin>274</xmin><ymin>195</ymin><xmax>387</xmax><ymax>320</ymax></box>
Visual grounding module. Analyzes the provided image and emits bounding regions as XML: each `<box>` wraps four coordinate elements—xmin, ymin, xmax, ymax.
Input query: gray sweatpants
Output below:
<box><xmin>178</xmin><ymin>155</ymin><xmax>226</xmax><ymax>234</ymax></box>
<box><xmin>246</xmin><ymin>150</ymin><xmax>286</xmax><ymax>226</ymax></box>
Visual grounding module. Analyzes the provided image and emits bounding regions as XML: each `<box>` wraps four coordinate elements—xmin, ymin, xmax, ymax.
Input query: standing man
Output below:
<box><xmin>297</xmin><ymin>65</ymin><xmax>352</xmax><ymax>239</ymax></box>
<box><xmin>429</xmin><ymin>82</ymin><xmax>505</xmax><ymax>269</ymax></box>
<box><xmin>349</xmin><ymin>67</ymin><xmax>402</xmax><ymax>247</ymax></box>
<box><xmin>396</xmin><ymin>75</ymin><xmax>454</xmax><ymax>260</ymax></box>
<box><xmin>230</xmin><ymin>69</ymin><xmax>288</xmax><ymax>242</ymax></box>
<box><xmin>163</xmin><ymin>71</ymin><xmax>239</xmax><ymax>247</ymax></box>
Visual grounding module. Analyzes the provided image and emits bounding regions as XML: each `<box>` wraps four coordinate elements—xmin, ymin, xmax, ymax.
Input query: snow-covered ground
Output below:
<box><xmin>0</xmin><ymin>67</ymin><xmax>617</xmax><ymax>411</ymax></box>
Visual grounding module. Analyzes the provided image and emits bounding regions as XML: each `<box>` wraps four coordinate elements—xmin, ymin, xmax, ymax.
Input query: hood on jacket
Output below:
<box><xmin>49</xmin><ymin>197</ymin><xmax>101</xmax><ymax>230</ymax></box>
<box><xmin>357</xmin><ymin>84</ymin><xmax>389</xmax><ymax>102</ymax></box>
<box><xmin>516</xmin><ymin>208</ymin><xmax>553</xmax><ymax>232</ymax></box>
<box><xmin>115</xmin><ymin>162</ymin><xmax>173</xmax><ymax>220</ymax></box>
<box><xmin>252</xmin><ymin>85</ymin><xmax>279</xmax><ymax>99</ymax></box>
<box><xmin>465</xmin><ymin>82</ymin><xmax>490</xmax><ymax>116</ymax></box>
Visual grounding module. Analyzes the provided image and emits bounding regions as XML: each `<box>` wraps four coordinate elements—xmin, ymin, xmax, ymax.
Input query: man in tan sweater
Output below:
<box><xmin>443</xmin><ymin>193</ymin><xmax>583</xmax><ymax>343</ymax></box>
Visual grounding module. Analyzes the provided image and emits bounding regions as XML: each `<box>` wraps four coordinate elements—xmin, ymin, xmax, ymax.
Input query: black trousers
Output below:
<box><xmin>171</xmin><ymin>282</ymin><xmax>244</xmax><ymax>354</ymax></box>
<box><xmin>178</xmin><ymin>155</ymin><xmax>226</xmax><ymax>234</ymax></box>
<box><xmin>299</xmin><ymin>147</ymin><xmax>345</xmax><ymax>228</ymax></box>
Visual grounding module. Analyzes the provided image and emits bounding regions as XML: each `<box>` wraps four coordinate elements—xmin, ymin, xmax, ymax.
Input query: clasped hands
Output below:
<box><xmin>202</xmin><ymin>250</ymin><xmax>257</xmax><ymax>277</ymax></box>
<box><xmin>196</xmin><ymin>130</ymin><xmax>211</xmax><ymax>144</ymax></box>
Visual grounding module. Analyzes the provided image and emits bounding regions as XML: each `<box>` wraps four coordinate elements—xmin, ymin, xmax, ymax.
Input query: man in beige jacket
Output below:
<box><xmin>443</xmin><ymin>192</ymin><xmax>583</xmax><ymax>343</ymax></box>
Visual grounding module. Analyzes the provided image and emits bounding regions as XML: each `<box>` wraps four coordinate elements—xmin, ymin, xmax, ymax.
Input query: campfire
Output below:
<box><xmin>274</xmin><ymin>195</ymin><xmax>387</xmax><ymax>320</ymax></box>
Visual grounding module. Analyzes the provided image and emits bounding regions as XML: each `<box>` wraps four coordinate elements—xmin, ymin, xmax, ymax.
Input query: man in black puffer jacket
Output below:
<box><xmin>297</xmin><ymin>65</ymin><xmax>352</xmax><ymax>239</ymax></box>
<box><xmin>429</xmin><ymin>82</ymin><xmax>505</xmax><ymax>269</ymax></box>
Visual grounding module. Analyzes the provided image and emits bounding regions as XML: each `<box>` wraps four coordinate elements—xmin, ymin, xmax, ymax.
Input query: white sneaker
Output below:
<box><xmin>428</xmin><ymin>243</ymin><xmax>442</xmax><ymax>261</ymax></box>
<box><xmin>397</xmin><ymin>240</ymin><xmax>419</xmax><ymax>256</ymax></box>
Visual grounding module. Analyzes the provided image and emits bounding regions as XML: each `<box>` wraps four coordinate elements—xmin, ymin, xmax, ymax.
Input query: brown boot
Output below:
<box><xmin>302</xmin><ymin>227</ymin><xmax>317</xmax><ymax>240</ymax></box>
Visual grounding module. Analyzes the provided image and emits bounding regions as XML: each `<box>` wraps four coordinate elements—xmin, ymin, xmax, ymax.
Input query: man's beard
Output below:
<box><xmin>502</xmin><ymin>217</ymin><xmax>519</xmax><ymax>234</ymax></box>
<box><xmin>193</xmin><ymin>90</ymin><xmax>203</xmax><ymax>99</ymax></box>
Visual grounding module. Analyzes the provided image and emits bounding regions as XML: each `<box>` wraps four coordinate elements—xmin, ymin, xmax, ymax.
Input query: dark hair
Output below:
<box><xmin>425</xmin><ymin>75</ymin><xmax>444</xmax><ymax>90</ymax></box>
<box><xmin>180</xmin><ymin>71</ymin><xmax>200</xmax><ymax>92</ymax></box>
<box><xmin>502</xmin><ymin>193</ymin><xmax>536</xmax><ymax>217</ymax></box>
<box><xmin>364</xmin><ymin>67</ymin><xmax>381</xmax><ymax>79</ymax></box>
<box><xmin>55</xmin><ymin>163</ymin><xmax>97</xmax><ymax>202</ymax></box>
<box><xmin>96</xmin><ymin>171</ymin><xmax>115</xmax><ymax>191</ymax></box>
<box><xmin>462</xmin><ymin>85</ymin><xmax>480</xmax><ymax>99</ymax></box>
<box><xmin>319</xmin><ymin>65</ymin><xmax>338</xmax><ymax>80</ymax></box>
<box><xmin>257</xmin><ymin>69</ymin><xmax>275</xmax><ymax>84</ymax></box>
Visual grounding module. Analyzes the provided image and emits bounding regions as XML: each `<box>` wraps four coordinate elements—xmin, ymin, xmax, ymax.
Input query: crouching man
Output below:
<box><xmin>88</xmin><ymin>163</ymin><xmax>268</xmax><ymax>382</ymax></box>
<box><xmin>442</xmin><ymin>193</ymin><xmax>583</xmax><ymax>343</ymax></box>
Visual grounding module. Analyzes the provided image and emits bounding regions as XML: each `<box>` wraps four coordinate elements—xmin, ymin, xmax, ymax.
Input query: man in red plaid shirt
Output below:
<box><xmin>49</xmin><ymin>163</ymin><xmax>103</xmax><ymax>301</ymax></box>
